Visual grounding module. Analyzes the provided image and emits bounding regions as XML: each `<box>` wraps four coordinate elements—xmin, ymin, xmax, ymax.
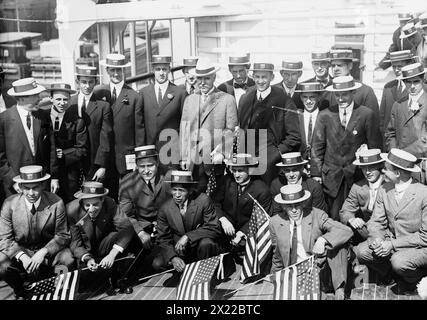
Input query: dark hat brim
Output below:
<box><xmin>74</xmin><ymin>188</ymin><xmax>109</xmax><ymax>199</ymax></box>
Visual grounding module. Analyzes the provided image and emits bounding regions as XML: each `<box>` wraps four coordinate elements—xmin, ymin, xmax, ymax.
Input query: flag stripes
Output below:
<box><xmin>29</xmin><ymin>270</ymin><xmax>80</xmax><ymax>300</ymax></box>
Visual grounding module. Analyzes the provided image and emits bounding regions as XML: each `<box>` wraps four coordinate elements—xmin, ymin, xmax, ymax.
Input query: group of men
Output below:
<box><xmin>1</xmin><ymin>11</ymin><xmax>427</xmax><ymax>300</ymax></box>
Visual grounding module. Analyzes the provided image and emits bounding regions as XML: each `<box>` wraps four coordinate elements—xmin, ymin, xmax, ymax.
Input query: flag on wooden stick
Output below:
<box><xmin>26</xmin><ymin>270</ymin><xmax>80</xmax><ymax>300</ymax></box>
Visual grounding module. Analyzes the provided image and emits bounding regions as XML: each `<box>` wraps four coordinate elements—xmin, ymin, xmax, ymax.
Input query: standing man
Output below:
<box><xmin>41</xmin><ymin>83</ymin><xmax>88</xmax><ymax>203</ymax></box>
<box><xmin>94</xmin><ymin>53</ymin><xmax>144</xmax><ymax>200</ymax></box>
<box><xmin>304</xmin><ymin>51</ymin><xmax>333</xmax><ymax>89</ymax></box>
<box><xmin>140</xmin><ymin>55</ymin><xmax>186</xmax><ymax>165</ymax></box>
<box><xmin>179</xmin><ymin>57</ymin><xmax>199</xmax><ymax>96</ymax></box>
<box><xmin>417</xmin><ymin>13</ymin><xmax>427</xmax><ymax>67</ymax></box>
<box><xmin>0</xmin><ymin>66</ymin><xmax>16</xmax><ymax>112</ymax></box>
<box><xmin>0</xmin><ymin>165</ymin><xmax>73</xmax><ymax>299</ymax></box>
<box><xmin>238</xmin><ymin>62</ymin><xmax>301</xmax><ymax>185</ymax></box>
<box><xmin>311</xmin><ymin>76</ymin><xmax>382</xmax><ymax>221</ymax></box>
<box><xmin>274</xmin><ymin>61</ymin><xmax>304</xmax><ymax>109</ymax></box>
<box><xmin>69</xmin><ymin>65</ymin><xmax>113</xmax><ymax>183</ymax></box>
<box><xmin>218</xmin><ymin>53</ymin><xmax>255</xmax><ymax>107</ymax></box>
<box><xmin>0</xmin><ymin>78</ymin><xmax>59</xmax><ymax>197</ymax></box>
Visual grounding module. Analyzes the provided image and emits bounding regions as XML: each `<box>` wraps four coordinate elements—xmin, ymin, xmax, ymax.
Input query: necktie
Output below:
<box><xmin>179</xmin><ymin>204</ymin><xmax>186</xmax><ymax>217</ymax></box>
<box><xmin>190</xmin><ymin>85</ymin><xmax>195</xmax><ymax>95</ymax></box>
<box><xmin>307</xmin><ymin>114</ymin><xmax>313</xmax><ymax>145</ymax></box>
<box><xmin>290</xmin><ymin>222</ymin><xmax>298</xmax><ymax>265</ymax></box>
<box><xmin>54</xmin><ymin>116</ymin><xmax>60</xmax><ymax>132</ymax></box>
<box><xmin>368</xmin><ymin>189</ymin><xmax>376</xmax><ymax>211</ymax></box>
<box><xmin>147</xmin><ymin>180</ymin><xmax>154</xmax><ymax>193</ymax></box>
<box><xmin>288</xmin><ymin>91</ymin><xmax>292</xmax><ymax>97</ymax></box>
<box><xmin>233</xmin><ymin>83</ymin><xmax>247</xmax><ymax>90</ymax></box>
<box><xmin>30</xmin><ymin>204</ymin><xmax>36</xmax><ymax>215</ymax></box>
<box><xmin>111</xmin><ymin>87</ymin><xmax>117</xmax><ymax>104</ymax></box>
<box><xmin>82</xmin><ymin>96</ymin><xmax>86</xmax><ymax>114</ymax></box>
<box><xmin>341</xmin><ymin>109</ymin><xmax>347</xmax><ymax>128</ymax></box>
<box><xmin>258</xmin><ymin>94</ymin><xmax>263</xmax><ymax>102</ymax></box>
<box><xmin>26</xmin><ymin>112</ymin><xmax>32</xmax><ymax>130</ymax></box>
<box><xmin>90</xmin><ymin>219</ymin><xmax>98</xmax><ymax>251</ymax></box>
<box><xmin>237</xmin><ymin>185</ymin><xmax>243</xmax><ymax>198</ymax></box>
<box><xmin>157</xmin><ymin>87</ymin><xmax>162</xmax><ymax>105</ymax></box>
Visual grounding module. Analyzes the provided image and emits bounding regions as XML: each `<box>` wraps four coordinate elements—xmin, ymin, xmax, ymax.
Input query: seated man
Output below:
<box><xmin>340</xmin><ymin>148</ymin><xmax>385</xmax><ymax>244</ymax></box>
<box><xmin>355</xmin><ymin>149</ymin><xmax>427</xmax><ymax>293</ymax></box>
<box><xmin>271</xmin><ymin>152</ymin><xmax>327</xmax><ymax>215</ymax></box>
<box><xmin>67</xmin><ymin>181</ymin><xmax>135</xmax><ymax>292</ymax></box>
<box><xmin>152</xmin><ymin>171</ymin><xmax>221</xmax><ymax>272</ymax></box>
<box><xmin>213</xmin><ymin>153</ymin><xmax>272</xmax><ymax>251</ymax></box>
<box><xmin>0</xmin><ymin>165</ymin><xmax>73</xmax><ymax>299</ymax></box>
<box><xmin>270</xmin><ymin>184</ymin><xmax>353</xmax><ymax>300</ymax></box>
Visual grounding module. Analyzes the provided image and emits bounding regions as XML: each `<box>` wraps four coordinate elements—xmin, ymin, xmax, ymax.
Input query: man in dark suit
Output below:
<box><xmin>152</xmin><ymin>170</ymin><xmax>221</xmax><ymax>272</ymax></box>
<box><xmin>311</xmin><ymin>76</ymin><xmax>382</xmax><ymax>221</ymax></box>
<box><xmin>218</xmin><ymin>53</ymin><xmax>255</xmax><ymax>107</ymax></box>
<box><xmin>0</xmin><ymin>78</ymin><xmax>59</xmax><ymax>197</ymax></box>
<box><xmin>69</xmin><ymin>66</ymin><xmax>113</xmax><ymax>183</ymax></box>
<box><xmin>238</xmin><ymin>62</ymin><xmax>301</xmax><ymax>185</ymax></box>
<box><xmin>0</xmin><ymin>66</ymin><xmax>16</xmax><ymax>112</ymax></box>
<box><xmin>0</xmin><ymin>165</ymin><xmax>73</xmax><ymax>299</ymax></box>
<box><xmin>140</xmin><ymin>55</ymin><xmax>186</xmax><ymax>169</ymax></box>
<box><xmin>274</xmin><ymin>61</ymin><xmax>304</xmax><ymax>110</ymax></box>
<box><xmin>213</xmin><ymin>154</ymin><xmax>271</xmax><ymax>251</ymax></box>
<box><xmin>178</xmin><ymin>57</ymin><xmax>199</xmax><ymax>96</ymax></box>
<box><xmin>41</xmin><ymin>83</ymin><xmax>88</xmax><ymax>203</ymax></box>
<box><xmin>94</xmin><ymin>53</ymin><xmax>144</xmax><ymax>200</ymax></box>
<box><xmin>270</xmin><ymin>184</ymin><xmax>352</xmax><ymax>299</ymax></box>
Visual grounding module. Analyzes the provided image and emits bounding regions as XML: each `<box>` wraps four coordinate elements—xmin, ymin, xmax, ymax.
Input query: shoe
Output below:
<box><xmin>334</xmin><ymin>287</ymin><xmax>346</xmax><ymax>300</ymax></box>
<box><xmin>391</xmin><ymin>281</ymin><xmax>417</xmax><ymax>295</ymax></box>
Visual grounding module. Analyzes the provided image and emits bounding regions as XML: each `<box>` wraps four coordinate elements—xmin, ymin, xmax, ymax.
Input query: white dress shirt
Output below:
<box><xmin>303</xmin><ymin>108</ymin><xmax>319</xmax><ymax>145</ymax></box>
<box><xmin>283</xmin><ymin>83</ymin><xmax>296</xmax><ymax>98</ymax></box>
<box><xmin>0</xmin><ymin>94</ymin><xmax>6</xmax><ymax>113</ymax></box>
<box><xmin>289</xmin><ymin>217</ymin><xmax>309</xmax><ymax>263</ymax></box>
<box><xmin>394</xmin><ymin>178</ymin><xmax>412</xmax><ymax>203</ymax></box>
<box><xmin>408</xmin><ymin>90</ymin><xmax>424</xmax><ymax>112</ymax></box>
<box><xmin>256</xmin><ymin>86</ymin><xmax>271</xmax><ymax>101</ymax></box>
<box><xmin>78</xmin><ymin>92</ymin><xmax>93</xmax><ymax>117</ymax></box>
<box><xmin>16</xmin><ymin>105</ymin><xmax>35</xmax><ymax>156</ymax></box>
<box><xmin>110</xmin><ymin>81</ymin><xmax>124</xmax><ymax>99</ymax></box>
<box><xmin>155</xmin><ymin>81</ymin><xmax>169</xmax><ymax>103</ymax></box>
<box><xmin>179</xmin><ymin>199</ymin><xmax>189</xmax><ymax>217</ymax></box>
<box><xmin>368</xmin><ymin>176</ymin><xmax>384</xmax><ymax>211</ymax></box>
<box><xmin>50</xmin><ymin>108</ymin><xmax>65</xmax><ymax>131</ymax></box>
<box><xmin>233</xmin><ymin>79</ymin><xmax>249</xmax><ymax>107</ymax></box>
<box><xmin>201</xmin><ymin>86</ymin><xmax>215</xmax><ymax>104</ymax></box>
<box><xmin>339</xmin><ymin>101</ymin><xmax>354</xmax><ymax>129</ymax></box>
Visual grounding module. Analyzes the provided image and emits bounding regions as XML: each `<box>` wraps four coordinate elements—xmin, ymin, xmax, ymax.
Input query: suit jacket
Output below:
<box><xmin>68</xmin><ymin>93</ymin><xmax>113</xmax><ymax>177</ymax></box>
<box><xmin>367</xmin><ymin>181</ymin><xmax>427</xmax><ymax>249</ymax></box>
<box><xmin>311</xmin><ymin>104</ymin><xmax>382</xmax><ymax>198</ymax></box>
<box><xmin>156</xmin><ymin>192</ymin><xmax>221</xmax><ymax>263</ymax></box>
<box><xmin>93</xmin><ymin>84</ymin><xmax>144</xmax><ymax>175</ymax></box>
<box><xmin>385</xmin><ymin>92</ymin><xmax>427</xmax><ymax>158</ymax></box>
<box><xmin>0</xmin><ymin>91</ymin><xmax>16</xmax><ymax>109</ymax></box>
<box><xmin>273</xmin><ymin>82</ymin><xmax>304</xmax><ymax>110</ymax></box>
<box><xmin>180</xmin><ymin>88</ymin><xmax>238</xmax><ymax>168</ymax></box>
<box><xmin>0</xmin><ymin>191</ymin><xmax>69</xmax><ymax>259</ymax></box>
<box><xmin>67</xmin><ymin>196</ymin><xmax>134</xmax><ymax>260</ymax></box>
<box><xmin>270</xmin><ymin>207</ymin><xmax>352</xmax><ymax>272</ymax></box>
<box><xmin>0</xmin><ymin>106</ymin><xmax>58</xmax><ymax>194</ymax></box>
<box><xmin>217</xmin><ymin>78</ymin><xmax>256</xmax><ymax>98</ymax></box>
<box><xmin>213</xmin><ymin>175</ymin><xmax>272</xmax><ymax>234</ymax></box>
<box><xmin>118</xmin><ymin>170</ymin><xmax>170</xmax><ymax>235</ymax></box>
<box><xmin>140</xmin><ymin>82</ymin><xmax>186</xmax><ymax>152</ymax></box>
<box><xmin>379</xmin><ymin>79</ymin><xmax>408</xmax><ymax>143</ymax></box>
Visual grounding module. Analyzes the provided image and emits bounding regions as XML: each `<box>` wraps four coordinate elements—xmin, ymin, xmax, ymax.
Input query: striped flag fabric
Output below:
<box><xmin>272</xmin><ymin>255</ymin><xmax>320</xmax><ymax>300</ymax></box>
<box><xmin>176</xmin><ymin>254</ymin><xmax>224</xmax><ymax>300</ymax></box>
<box><xmin>26</xmin><ymin>270</ymin><xmax>80</xmax><ymax>300</ymax></box>
<box><xmin>240</xmin><ymin>196</ymin><xmax>272</xmax><ymax>282</ymax></box>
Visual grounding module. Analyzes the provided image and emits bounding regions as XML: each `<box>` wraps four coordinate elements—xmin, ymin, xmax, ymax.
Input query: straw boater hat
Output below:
<box><xmin>46</xmin><ymin>83</ymin><xmax>77</xmax><ymax>95</ymax></box>
<box><xmin>380</xmin><ymin>148</ymin><xmax>421</xmax><ymax>173</ymax></box>
<box><xmin>7</xmin><ymin>77</ymin><xmax>46</xmax><ymax>97</ymax></box>
<box><xmin>182</xmin><ymin>56</ymin><xmax>199</xmax><ymax>68</ymax></box>
<box><xmin>276</xmin><ymin>152</ymin><xmax>308</xmax><ymax>167</ymax></box>
<box><xmin>295</xmin><ymin>82</ymin><xmax>325</xmax><ymax>93</ymax></box>
<box><xmin>280</xmin><ymin>61</ymin><xmax>303</xmax><ymax>72</ymax></box>
<box><xmin>383</xmin><ymin>50</ymin><xmax>415</xmax><ymax>64</ymax></box>
<box><xmin>329</xmin><ymin>49</ymin><xmax>359</xmax><ymax>62</ymax></box>
<box><xmin>311</xmin><ymin>51</ymin><xmax>330</xmax><ymax>62</ymax></box>
<box><xmin>134</xmin><ymin>145</ymin><xmax>159</xmax><ymax>160</ymax></box>
<box><xmin>100</xmin><ymin>53</ymin><xmax>131</xmax><ymax>68</ymax></box>
<box><xmin>249</xmin><ymin>63</ymin><xmax>275</xmax><ymax>72</ymax></box>
<box><xmin>165</xmin><ymin>170</ymin><xmax>198</xmax><ymax>185</ymax></box>
<box><xmin>224</xmin><ymin>153</ymin><xmax>259</xmax><ymax>167</ymax></box>
<box><xmin>151</xmin><ymin>55</ymin><xmax>172</xmax><ymax>66</ymax></box>
<box><xmin>74</xmin><ymin>181</ymin><xmax>109</xmax><ymax>199</ymax></box>
<box><xmin>325</xmin><ymin>75</ymin><xmax>362</xmax><ymax>92</ymax></box>
<box><xmin>274</xmin><ymin>184</ymin><xmax>311</xmax><ymax>205</ymax></box>
<box><xmin>398</xmin><ymin>13</ymin><xmax>413</xmax><ymax>23</ymax></box>
<box><xmin>189</xmin><ymin>58</ymin><xmax>221</xmax><ymax>77</ymax></box>
<box><xmin>400</xmin><ymin>22</ymin><xmax>418</xmax><ymax>39</ymax></box>
<box><xmin>399</xmin><ymin>62</ymin><xmax>427</xmax><ymax>80</ymax></box>
<box><xmin>353</xmin><ymin>149</ymin><xmax>385</xmax><ymax>166</ymax></box>
<box><xmin>75</xmin><ymin>65</ymin><xmax>99</xmax><ymax>77</ymax></box>
<box><xmin>418</xmin><ymin>13</ymin><xmax>427</xmax><ymax>29</ymax></box>
<box><xmin>228</xmin><ymin>53</ymin><xmax>251</xmax><ymax>66</ymax></box>
<box><xmin>13</xmin><ymin>165</ymin><xmax>50</xmax><ymax>184</ymax></box>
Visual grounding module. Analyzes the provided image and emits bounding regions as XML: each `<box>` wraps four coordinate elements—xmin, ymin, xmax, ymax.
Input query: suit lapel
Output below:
<box><xmin>153</xmin><ymin>175</ymin><xmax>164</xmax><ymax>198</ymax></box>
<box><xmin>184</xmin><ymin>199</ymin><xmax>198</xmax><ymax>232</ymax></box>
<box><xmin>170</xmin><ymin>203</ymin><xmax>186</xmax><ymax>235</ymax></box>
<box><xmin>345</xmin><ymin>105</ymin><xmax>361</xmax><ymax>135</ymax></box>
<box><xmin>200</xmin><ymin>90</ymin><xmax>221</xmax><ymax>126</ymax></box>
<box><xmin>298</xmin><ymin>111</ymin><xmax>306</xmax><ymax>145</ymax></box>
<box><xmin>301</xmin><ymin>209</ymin><xmax>312</xmax><ymax>253</ymax></box>
<box><xmin>396</xmin><ymin>183</ymin><xmax>416</xmax><ymax>215</ymax></box>
<box><xmin>15</xmin><ymin>196</ymin><xmax>30</xmax><ymax>240</ymax></box>
<box><xmin>240</xmin><ymin>89</ymin><xmax>257</xmax><ymax>129</ymax></box>
<box><xmin>86</xmin><ymin>96</ymin><xmax>98</xmax><ymax>116</ymax></box>
<box><xmin>278</xmin><ymin>214</ymin><xmax>290</xmax><ymax>266</ymax></box>
<box><xmin>36</xmin><ymin>193</ymin><xmax>53</xmax><ymax>232</ymax></box>
<box><xmin>387</xmin><ymin>188</ymin><xmax>399</xmax><ymax>216</ymax></box>
<box><xmin>12</xmin><ymin>107</ymin><xmax>34</xmax><ymax>154</ymax></box>
<box><xmin>112</xmin><ymin>86</ymin><xmax>128</xmax><ymax>117</ymax></box>
<box><xmin>157</xmin><ymin>83</ymin><xmax>174</xmax><ymax>115</ymax></box>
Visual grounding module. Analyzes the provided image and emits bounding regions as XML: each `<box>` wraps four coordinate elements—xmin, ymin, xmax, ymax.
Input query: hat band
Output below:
<box><xmin>253</xmin><ymin>63</ymin><xmax>274</xmax><ymax>71</ymax></box>
<box><xmin>20</xmin><ymin>171</ymin><xmax>44</xmax><ymax>180</ymax></box>
<box><xmin>195</xmin><ymin>66</ymin><xmax>215</xmax><ymax>75</ymax></box>
<box><xmin>330</xmin><ymin>55</ymin><xmax>353</xmax><ymax>60</ymax></box>
<box><xmin>359</xmin><ymin>154</ymin><xmax>381</xmax><ymax>164</ymax></box>
<box><xmin>403</xmin><ymin>27</ymin><xmax>417</xmax><ymax>36</ymax></box>
<box><xmin>229</xmin><ymin>57</ymin><xmax>249</xmax><ymax>64</ymax></box>
<box><xmin>50</xmin><ymin>84</ymin><xmax>72</xmax><ymax>91</ymax></box>
<box><xmin>106</xmin><ymin>58</ymin><xmax>127</xmax><ymax>66</ymax></box>
<box><xmin>299</xmin><ymin>84</ymin><xmax>323</xmax><ymax>91</ymax></box>
<box><xmin>282</xmin><ymin>156</ymin><xmax>304</xmax><ymax>165</ymax></box>
<box><xmin>281</xmin><ymin>189</ymin><xmax>305</xmax><ymax>201</ymax></box>
<box><xmin>282</xmin><ymin>63</ymin><xmax>303</xmax><ymax>70</ymax></box>
<box><xmin>231</xmin><ymin>156</ymin><xmax>253</xmax><ymax>165</ymax></box>
<box><xmin>333</xmin><ymin>81</ymin><xmax>355</xmax><ymax>90</ymax></box>
<box><xmin>136</xmin><ymin>150</ymin><xmax>158</xmax><ymax>159</ymax></box>
<box><xmin>81</xmin><ymin>186</ymin><xmax>105</xmax><ymax>195</ymax></box>
<box><xmin>171</xmin><ymin>176</ymin><xmax>193</xmax><ymax>183</ymax></box>
<box><xmin>14</xmin><ymin>82</ymin><xmax>38</xmax><ymax>93</ymax></box>
<box><xmin>402</xmin><ymin>66</ymin><xmax>425</xmax><ymax>78</ymax></box>
<box><xmin>388</xmin><ymin>153</ymin><xmax>415</xmax><ymax>169</ymax></box>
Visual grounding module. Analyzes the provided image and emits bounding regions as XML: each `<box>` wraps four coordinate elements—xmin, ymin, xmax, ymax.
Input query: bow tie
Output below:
<box><xmin>233</xmin><ymin>83</ymin><xmax>247</xmax><ymax>90</ymax></box>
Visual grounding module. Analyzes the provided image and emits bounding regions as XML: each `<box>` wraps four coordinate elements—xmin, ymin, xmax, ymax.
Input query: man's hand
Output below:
<box><xmin>99</xmin><ymin>253</ymin><xmax>116</xmax><ymax>269</ymax></box>
<box><xmin>20</xmin><ymin>254</ymin><xmax>32</xmax><ymax>272</ymax></box>
<box><xmin>219</xmin><ymin>217</ymin><xmax>235</xmax><ymax>237</ymax></box>
<box><xmin>179</xmin><ymin>160</ymin><xmax>188</xmax><ymax>171</ymax></box>
<box><xmin>231</xmin><ymin>231</ymin><xmax>245</xmax><ymax>246</ymax></box>
<box><xmin>210</xmin><ymin>145</ymin><xmax>224</xmax><ymax>165</ymax></box>
<box><xmin>56</xmin><ymin>148</ymin><xmax>63</xmax><ymax>159</ymax></box>
<box><xmin>312</xmin><ymin>237</ymin><xmax>327</xmax><ymax>256</ymax></box>
<box><xmin>13</xmin><ymin>182</ymin><xmax>22</xmax><ymax>193</ymax></box>
<box><xmin>171</xmin><ymin>256</ymin><xmax>186</xmax><ymax>272</ymax></box>
<box><xmin>312</xmin><ymin>177</ymin><xmax>322</xmax><ymax>185</ymax></box>
<box><xmin>86</xmin><ymin>258</ymin><xmax>98</xmax><ymax>272</ymax></box>
<box><xmin>27</xmin><ymin>248</ymin><xmax>48</xmax><ymax>273</ymax></box>
<box><xmin>92</xmin><ymin>168</ymin><xmax>106</xmax><ymax>181</ymax></box>
<box><xmin>373</xmin><ymin>240</ymin><xmax>394</xmax><ymax>257</ymax></box>
<box><xmin>349</xmin><ymin>218</ymin><xmax>365</xmax><ymax>230</ymax></box>
<box><xmin>175</xmin><ymin>235</ymin><xmax>189</xmax><ymax>256</ymax></box>
<box><xmin>138</xmin><ymin>230</ymin><xmax>153</xmax><ymax>250</ymax></box>
<box><xmin>51</xmin><ymin>179</ymin><xmax>59</xmax><ymax>193</ymax></box>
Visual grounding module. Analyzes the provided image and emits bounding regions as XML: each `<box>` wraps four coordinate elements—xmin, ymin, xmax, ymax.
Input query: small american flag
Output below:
<box><xmin>26</xmin><ymin>270</ymin><xmax>80</xmax><ymax>300</ymax></box>
<box><xmin>240</xmin><ymin>196</ymin><xmax>272</xmax><ymax>282</ymax></box>
<box><xmin>176</xmin><ymin>254</ymin><xmax>224</xmax><ymax>300</ymax></box>
<box><xmin>272</xmin><ymin>255</ymin><xmax>320</xmax><ymax>300</ymax></box>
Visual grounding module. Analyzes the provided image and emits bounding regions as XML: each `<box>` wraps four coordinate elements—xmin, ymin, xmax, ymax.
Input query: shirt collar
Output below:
<box><xmin>339</xmin><ymin>100</ymin><xmax>354</xmax><ymax>112</ymax></box>
<box><xmin>368</xmin><ymin>175</ymin><xmax>383</xmax><ymax>190</ymax></box>
<box><xmin>24</xmin><ymin>197</ymin><xmax>41</xmax><ymax>212</ymax></box>
<box><xmin>110</xmin><ymin>81</ymin><xmax>124</xmax><ymax>94</ymax></box>
<box><xmin>155</xmin><ymin>81</ymin><xmax>169</xmax><ymax>92</ymax></box>
<box><xmin>395</xmin><ymin>178</ymin><xmax>412</xmax><ymax>193</ymax></box>
<box><xmin>409</xmin><ymin>89</ymin><xmax>424</xmax><ymax>103</ymax></box>
<box><xmin>304</xmin><ymin>108</ymin><xmax>319</xmax><ymax>117</ymax></box>
<box><xmin>16</xmin><ymin>104</ymin><xmax>32</xmax><ymax>115</ymax></box>
<box><xmin>51</xmin><ymin>107</ymin><xmax>64</xmax><ymax>118</ymax></box>
<box><xmin>79</xmin><ymin>91</ymin><xmax>93</xmax><ymax>102</ymax></box>
<box><xmin>283</xmin><ymin>83</ymin><xmax>296</xmax><ymax>94</ymax></box>
<box><xmin>238</xmin><ymin>178</ymin><xmax>251</xmax><ymax>188</ymax></box>
<box><xmin>257</xmin><ymin>86</ymin><xmax>271</xmax><ymax>100</ymax></box>
<box><xmin>290</xmin><ymin>216</ymin><xmax>303</xmax><ymax>226</ymax></box>
<box><xmin>233</xmin><ymin>78</ymin><xmax>248</xmax><ymax>86</ymax></box>
<box><xmin>178</xmin><ymin>199</ymin><xmax>188</xmax><ymax>210</ymax></box>
<box><xmin>203</xmin><ymin>86</ymin><xmax>215</xmax><ymax>97</ymax></box>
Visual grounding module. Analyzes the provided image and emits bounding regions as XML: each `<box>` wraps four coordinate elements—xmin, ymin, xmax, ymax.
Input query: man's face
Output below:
<box><xmin>408</xmin><ymin>33</ymin><xmax>422</xmax><ymax>46</ymax></box>
<box><xmin>300</xmin><ymin>92</ymin><xmax>320</xmax><ymax>112</ymax></box>
<box><xmin>404</xmin><ymin>75</ymin><xmax>424</xmax><ymax>96</ymax></box>
<box><xmin>331</xmin><ymin>59</ymin><xmax>352</xmax><ymax>77</ymax></box>
<box><xmin>361</xmin><ymin>163</ymin><xmax>383</xmax><ymax>183</ymax></box>
<box><xmin>282</xmin><ymin>203</ymin><xmax>303</xmax><ymax>221</ymax></box>
<box><xmin>312</xmin><ymin>61</ymin><xmax>330</xmax><ymax>78</ymax></box>
<box><xmin>253</xmin><ymin>71</ymin><xmax>274</xmax><ymax>92</ymax></box>
<box><xmin>231</xmin><ymin>166</ymin><xmax>250</xmax><ymax>185</ymax></box>
<box><xmin>335</xmin><ymin>90</ymin><xmax>355</xmax><ymax>109</ymax></box>
<box><xmin>78</xmin><ymin>76</ymin><xmax>96</xmax><ymax>95</ymax></box>
<box><xmin>82</xmin><ymin>197</ymin><xmax>104</xmax><ymax>220</ymax></box>
<box><xmin>107</xmin><ymin>67</ymin><xmax>124</xmax><ymax>84</ymax></box>
<box><xmin>382</xmin><ymin>162</ymin><xmax>399</xmax><ymax>183</ymax></box>
<box><xmin>154</xmin><ymin>63</ymin><xmax>170</xmax><ymax>85</ymax></box>
<box><xmin>171</xmin><ymin>185</ymin><xmax>189</xmax><ymax>207</ymax></box>
<box><xmin>282</xmin><ymin>165</ymin><xmax>303</xmax><ymax>184</ymax></box>
<box><xmin>21</xmin><ymin>182</ymin><xmax>43</xmax><ymax>203</ymax></box>
<box><xmin>17</xmin><ymin>94</ymin><xmax>41</xmax><ymax>112</ymax></box>
<box><xmin>391</xmin><ymin>60</ymin><xmax>411</xmax><ymax>77</ymax></box>
<box><xmin>280</xmin><ymin>70</ymin><xmax>302</xmax><ymax>89</ymax></box>
<box><xmin>184</xmin><ymin>68</ymin><xmax>197</xmax><ymax>86</ymax></box>
<box><xmin>137</xmin><ymin>157</ymin><xmax>158</xmax><ymax>182</ymax></box>
<box><xmin>197</xmin><ymin>74</ymin><xmax>215</xmax><ymax>94</ymax></box>
<box><xmin>51</xmin><ymin>91</ymin><xmax>70</xmax><ymax>113</ymax></box>
<box><xmin>229</xmin><ymin>65</ymin><xmax>249</xmax><ymax>84</ymax></box>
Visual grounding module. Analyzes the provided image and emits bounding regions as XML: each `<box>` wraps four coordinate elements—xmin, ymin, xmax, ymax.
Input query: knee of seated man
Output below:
<box><xmin>390</xmin><ymin>252</ymin><xmax>412</xmax><ymax>274</ymax></box>
<box><xmin>152</xmin><ymin>255</ymin><xmax>166</xmax><ymax>271</ymax></box>
<box><xmin>198</xmin><ymin>238</ymin><xmax>216</xmax><ymax>250</ymax></box>
<box><xmin>0</xmin><ymin>252</ymin><xmax>12</xmax><ymax>276</ymax></box>
<box><xmin>54</xmin><ymin>249</ymin><xmax>76</xmax><ymax>269</ymax></box>
<box><xmin>353</xmin><ymin>241</ymin><xmax>372</xmax><ymax>262</ymax></box>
